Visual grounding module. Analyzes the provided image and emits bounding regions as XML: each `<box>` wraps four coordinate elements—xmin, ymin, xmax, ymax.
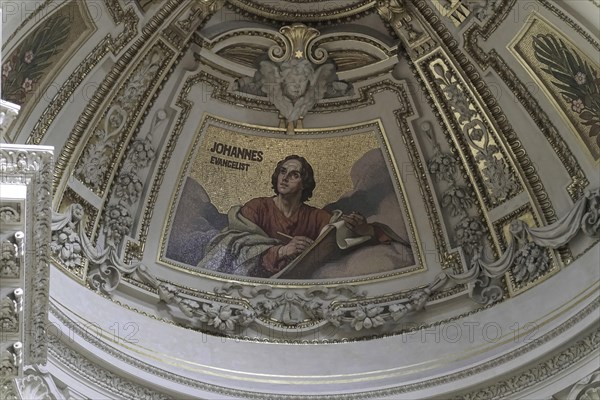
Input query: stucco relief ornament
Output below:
<box><xmin>455</xmin><ymin>216</ymin><xmax>485</xmax><ymax>257</ymax></box>
<box><xmin>427</xmin><ymin>145</ymin><xmax>457</xmax><ymax>183</ymax></box>
<box><xmin>510</xmin><ymin>220</ymin><xmax>550</xmax><ymax>284</ymax></box>
<box><xmin>468</xmin><ymin>0</ymin><xmax>501</xmax><ymax>21</ymax></box>
<box><xmin>50</xmin><ymin>204</ymin><xmax>83</xmax><ymax>269</ymax></box>
<box><xmin>0</xmin><ymin>347</ymin><xmax>19</xmax><ymax>377</ymax></box>
<box><xmin>581</xmin><ymin>188</ymin><xmax>600</xmax><ymax>237</ymax></box>
<box><xmin>423</xmin><ymin>122</ymin><xmax>501</xmax><ymax>302</ymax></box>
<box><xmin>445</xmin><ymin>187</ymin><xmax>600</xmax><ymax>299</ymax></box>
<box><xmin>114</xmin><ymin>172</ymin><xmax>143</xmax><ymax>205</ymax></box>
<box><xmin>0</xmin><ymin>100</ymin><xmax>20</xmax><ymax>141</ymax></box>
<box><xmin>75</xmin><ymin>49</ymin><xmax>164</xmax><ymax>192</ymax></box>
<box><xmin>16</xmin><ymin>374</ymin><xmax>52</xmax><ymax>400</ymax></box>
<box><xmin>0</xmin><ymin>149</ymin><xmax>43</xmax><ymax>176</ymax></box>
<box><xmin>0</xmin><ymin>297</ymin><xmax>19</xmax><ymax>332</ymax></box>
<box><xmin>424</xmin><ymin>122</ymin><xmax>475</xmax><ymax>219</ymax></box>
<box><xmin>122</xmin><ymin>50</ymin><xmax>164</xmax><ymax>111</ymax></box>
<box><xmin>55</xmin><ymin>109</ymin><xmax>163</xmax><ymax>292</ymax></box>
<box><xmin>377</xmin><ymin>0</ymin><xmax>422</xmax><ymax>42</ymax></box>
<box><xmin>432</xmin><ymin>62</ymin><xmax>520</xmax><ymax>204</ymax></box>
<box><xmin>0</xmin><ymin>240</ymin><xmax>19</xmax><ymax>278</ymax></box>
<box><xmin>50</xmin><ymin>204</ymin><xmax>162</xmax><ymax>295</ymax></box>
<box><xmin>177</xmin><ymin>0</ymin><xmax>225</xmax><ymax>32</ymax></box>
<box><xmin>75</xmin><ymin>128</ymin><xmax>115</xmax><ymax>191</ymax></box>
<box><xmin>475</xmin><ymin>145</ymin><xmax>520</xmax><ymax>202</ymax></box>
<box><xmin>325</xmin><ymin>278</ymin><xmax>447</xmax><ymax>332</ymax></box>
<box><xmin>158</xmin><ymin>284</ymin><xmax>255</xmax><ymax>332</ymax></box>
<box><xmin>203</xmin><ymin>305</ymin><xmax>252</xmax><ymax>331</ymax></box>
<box><xmin>234</xmin><ymin>23</ymin><xmax>353</xmax><ymax>134</ymax></box>
<box><xmin>112</xmin><ymin>110</ymin><xmax>161</xmax><ymax>206</ymax></box>
<box><xmin>102</xmin><ymin>202</ymin><xmax>133</xmax><ymax>248</ymax></box>
<box><xmin>128</xmin><ymin>135</ymin><xmax>156</xmax><ymax>169</ymax></box>
<box><xmin>216</xmin><ymin>284</ymin><xmax>371</xmax><ymax>327</ymax></box>
<box><xmin>443</xmin><ymin>184</ymin><xmax>474</xmax><ymax>217</ymax></box>
<box><xmin>350</xmin><ymin>304</ymin><xmax>385</xmax><ymax>330</ymax></box>
<box><xmin>0</xmin><ymin>206</ymin><xmax>20</xmax><ymax>223</ymax></box>
<box><xmin>0</xmin><ymin>379</ymin><xmax>18</xmax><ymax>400</ymax></box>
<box><xmin>566</xmin><ymin>371</ymin><xmax>600</xmax><ymax>400</ymax></box>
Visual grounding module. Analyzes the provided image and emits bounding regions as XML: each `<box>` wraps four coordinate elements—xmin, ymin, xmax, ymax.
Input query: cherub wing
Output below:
<box><xmin>258</xmin><ymin>61</ymin><xmax>282</xmax><ymax>96</ymax></box>
<box><xmin>310</xmin><ymin>63</ymin><xmax>336</xmax><ymax>99</ymax></box>
<box><xmin>258</xmin><ymin>61</ymin><xmax>294</xmax><ymax>119</ymax></box>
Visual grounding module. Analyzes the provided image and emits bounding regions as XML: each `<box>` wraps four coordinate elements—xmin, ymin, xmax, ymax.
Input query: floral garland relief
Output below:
<box><xmin>74</xmin><ymin>48</ymin><xmax>166</xmax><ymax>193</ymax></box>
<box><xmin>423</xmin><ymin>122</ymin><xmax>501</xmax><ymax>304</ymax></box>
<box><xmin>50</xmin><ymin>110</ymin><xmax>162</xmax><ymax>282</ymax></box>
<box><xmin>47</xmin><ymin>183</ymin><xmax>599</xmax><ymax>336</ymax></box>
<box><xmin>430</xmin><ymin>59</ymin><xmax>521</xmax><ymax>206</ymax></box>
<box><xmin>533</xmin><ymin>34</ymin><xmax>600</xmax><ymax>148</ymax></box>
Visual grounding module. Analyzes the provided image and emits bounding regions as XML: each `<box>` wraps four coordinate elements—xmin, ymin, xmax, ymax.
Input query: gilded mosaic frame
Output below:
<box><xmin>156</xmin><ymin>112</ymin><xmax>426</xmax><ymax>285</ymax></box>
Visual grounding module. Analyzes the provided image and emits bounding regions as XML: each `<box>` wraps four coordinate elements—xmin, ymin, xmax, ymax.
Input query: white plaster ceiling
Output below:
<box><xmin>1</xmin><ymin>0</ymin><xmax>599</xmax><ymax>398</ymax></box>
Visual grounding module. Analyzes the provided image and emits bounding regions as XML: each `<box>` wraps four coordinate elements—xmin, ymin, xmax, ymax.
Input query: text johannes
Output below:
<box><xmin>209</xmin><ymin>141</ymin><xmax>263</xmax><ymax>171</ymax></box>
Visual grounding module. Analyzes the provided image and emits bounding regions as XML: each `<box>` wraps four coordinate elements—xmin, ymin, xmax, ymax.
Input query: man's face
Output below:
<box><xmin>277</xmin><ymin>159</ymin><xmax>303</xmax><ymax>197</ymax></box>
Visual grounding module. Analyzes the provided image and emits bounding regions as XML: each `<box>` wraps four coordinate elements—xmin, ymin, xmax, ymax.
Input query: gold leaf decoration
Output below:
<box><xmin>217</xmin><ymin>46</ymin><xmax>270</xmax><ymax>69</ymax></box>
<box><xmin>328</xmin><ymin>50</ymin><xmax>380</xmax><ymax>71</ymax></box>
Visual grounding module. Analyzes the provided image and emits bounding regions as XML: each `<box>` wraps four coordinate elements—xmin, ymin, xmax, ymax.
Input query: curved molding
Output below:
<box><xmin>45</xmin><ymin>265</ymin><xmax>599</xmax><ymax>398</ymax></box>
<box><xmin>48</xmin><ymin>340</ymin><xmax>170</xmax><ymax>400</ymax></box>
<box><xmin>198</xmin><ymin>27</ymin><xmax>397</xmax><ymax>81</ymax></box>
<box><xmin>225</xmin><ymin>0</ymin><xmax>376</xmax><ymax>22</ymax></box>
<box><xmin>26</xmin><ymin>1</ymin><xmax>140</xmax><ymax>146</ymax></box>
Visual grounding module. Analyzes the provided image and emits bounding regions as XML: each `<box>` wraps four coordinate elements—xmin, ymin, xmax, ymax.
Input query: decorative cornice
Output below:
<box><xmin>48</xmin><ymin>340</ymin><xmax>170</xmax><ymax>400</ymax></box>
<box><xmin>0</xmin><ymin>100</ymin><xmax>20</xmax><ymax>143</ymax></box>
<box><xmin>457</xmin><ymin>329</ymin><xmax>600</xmax><ymax>400</ymax></box>
<box><xmin>47</xmin><ymin>292</ymin><xmax>599</xmax><ymax>399</ymax></box>
<box><xmin>224</xmin><ymin>0</ymin><xmax>376</xmax><ymax>23</ymax></box>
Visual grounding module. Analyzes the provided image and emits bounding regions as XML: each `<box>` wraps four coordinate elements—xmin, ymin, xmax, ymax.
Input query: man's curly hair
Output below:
<box><xmin>271</xmin><ymin>155</ymin><xmax>316</xmax><ymax>202</ymax></box>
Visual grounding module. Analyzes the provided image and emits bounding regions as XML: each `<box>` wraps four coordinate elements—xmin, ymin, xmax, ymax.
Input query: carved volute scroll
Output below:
<box><xmin>269</xmin><ymin>23</ymin><xmax>327</xmax><ymax>64</ymax></box>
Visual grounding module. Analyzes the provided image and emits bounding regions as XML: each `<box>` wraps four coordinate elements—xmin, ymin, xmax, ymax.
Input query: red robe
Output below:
<box><xmin>240</xmin><ymin>197</ymin><xmax>392</xmax><ymax>275</ymax></box>
<box><xmin>240</xmin><ymin>197</ymin><xmax>331</xmax><ymax>273</ymax></box>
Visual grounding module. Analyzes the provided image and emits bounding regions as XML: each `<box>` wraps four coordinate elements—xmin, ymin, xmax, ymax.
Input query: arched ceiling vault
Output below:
<box><xmin>0</xmin><ymin>0</ymin><xmax>599</xmax><ymax>398</ymax></box>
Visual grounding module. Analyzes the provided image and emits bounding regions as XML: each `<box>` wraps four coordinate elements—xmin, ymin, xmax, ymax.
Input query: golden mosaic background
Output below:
<box><xmin>190</xmin><ymin>125</ymin><xmax>381</xmax><ymax>213</ymax></box>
